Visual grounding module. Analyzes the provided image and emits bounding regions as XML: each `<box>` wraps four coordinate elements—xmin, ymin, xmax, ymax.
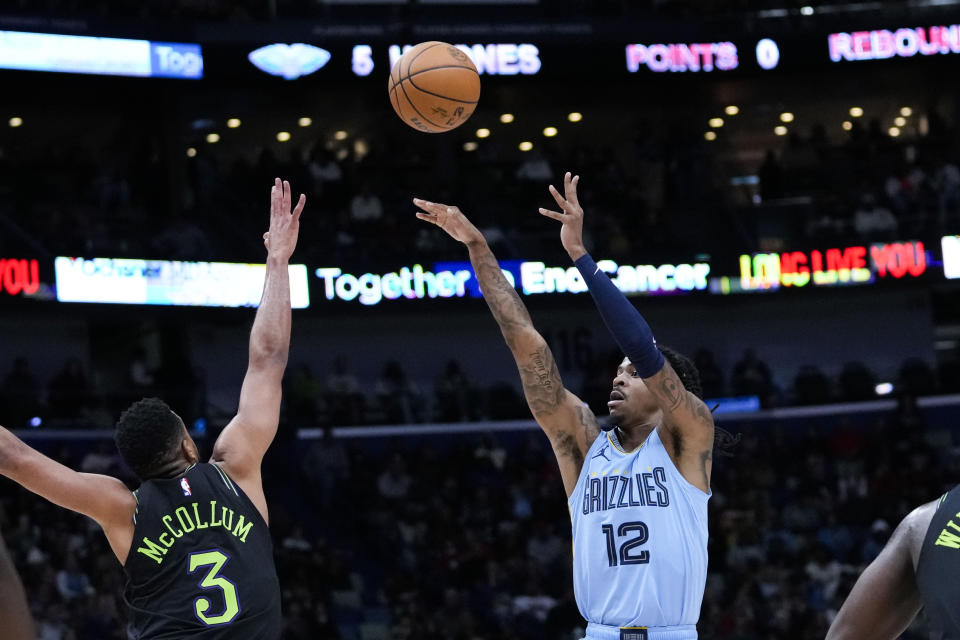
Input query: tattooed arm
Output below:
<box><xmin>415</xmin><ymin>198</ymin><xmax>600</xmax><ymax>496</ymax></box>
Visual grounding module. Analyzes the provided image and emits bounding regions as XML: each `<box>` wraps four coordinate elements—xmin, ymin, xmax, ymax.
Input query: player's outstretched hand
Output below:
<box><xmin>539</xmin><ymin>171</ymin><xmax>587</xmax><ymax>261</ymax></box>
<box><xmin>414</xmin><ymin>198</ymin><xmax>485</xmax><ymax>246</ymax></box>
<box><xmin>263</xmin><ymin>178</ymin><xmax>306</xmax><ymax>261</ymax></box>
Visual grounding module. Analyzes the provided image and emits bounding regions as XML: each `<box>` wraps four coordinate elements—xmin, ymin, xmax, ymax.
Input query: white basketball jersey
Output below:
<box><xmin>569</xmin><ymin>427</ymin><xmax>710</xmax><ymax>630</ymax></box>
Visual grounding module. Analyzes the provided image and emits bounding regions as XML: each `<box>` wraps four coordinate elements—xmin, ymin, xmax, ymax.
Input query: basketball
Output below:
<box><xmin>388</xmin><ymin>41</ymin><xmax>481</xmax><ymax>133</ymax></box>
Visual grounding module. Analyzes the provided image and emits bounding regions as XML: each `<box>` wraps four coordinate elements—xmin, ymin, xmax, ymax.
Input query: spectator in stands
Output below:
<box><xmin>434</xmin><ymin>359</ymin><xmax>472</xmax><ymax>422</ymax></box>
<box><xmin>376</xmin><ymin>360</ymin><xmax>422</xmax><ymax>424</ymax></box>
<box><xmin>349</xmin><ymin>183</ymin><xmax>383</xmax><ymax>224</ymax></box>
<box><xmin>853</xmin><ymin>193</ymin><xmax>898</xmax><ymax>239</ymax></box>
<box><xmin>732</xmin><ymin>349</ymin><xmax>774</xmax><ymax>405</ymax></box>
<box><xmin>47</xmin><ymin>357</ymin><xmax>89</xmax><ymax>421</ymax></box>
<box><xmin>301</xmin><ymin>426</ymin><xmax>350</xmax><ymax>510</ymax></box>
<box><xmin>377</xmin><ymin>454</ymin><xmax>412</xmax><ymax>501</ymax></box>
<box><xmin>515</xmin><ymin>150</ymin><xmax>553</xmax><ymax>182</ymax></box>
<box><xmin>287</xmin><ymin>364</ymin><xmax>322</xmax><ymax>427</ymax></box>
<box><xmin>325</xmin><ymin>355</ymin><xmax>364</xmax><ymax>425</ymax></box>
<box><xmin>1</xmin><ymin>357</ymin><xmax>41</xmax><ymax>428</ymax></box>
<box><xmin>55</xmin><ymin>556</ymin><xmax>93</xmax><ymax>601</ymax></box>
<box><xmin>694</xmin><ymin>348</ymin><xmax>725</xmax><ymax>399</ymax></box>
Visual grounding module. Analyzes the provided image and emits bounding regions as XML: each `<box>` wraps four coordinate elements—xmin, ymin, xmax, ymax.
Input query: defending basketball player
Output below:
<box><xmin>827</xmin><ymin>487</ymin><xmax>960</xmax><ymax>639</ymax></box>
<box><xmin>415</xmin><ymin>171</ymin><xmax>715</xmax><ymax>640</ymax></box>
<box><xmin>0</xmin><ymin>527</ymin><xmax>34</xmax><ymax>640</ymax></box>
<box><xmin>0</xmin><ymin>178</ymin><xmax>304</xmax><ymax>638</ymax></box>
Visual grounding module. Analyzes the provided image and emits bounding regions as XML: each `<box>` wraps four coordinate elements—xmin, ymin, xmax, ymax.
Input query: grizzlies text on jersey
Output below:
<box><xmin>569</xmin><ymin>428</ymin><xmax>710</xmax><ymax>640</ymax></box>
<box><xmin>123</xmin><ymin>463</ymin><xmax>281</xmax><ymax>639</ymax></box>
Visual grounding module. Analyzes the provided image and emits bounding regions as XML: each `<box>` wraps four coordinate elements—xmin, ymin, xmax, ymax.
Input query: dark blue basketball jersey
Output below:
<box><xmin>122</xmin><ymin>463</ymin><xmax>281</xmax><ymax>639</ymax></box>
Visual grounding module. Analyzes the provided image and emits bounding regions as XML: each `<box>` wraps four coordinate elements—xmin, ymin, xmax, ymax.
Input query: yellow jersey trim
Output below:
<box><xmin>606</xmin><ymin>430</ymin><xmax>646</xmax><ymax>455</ymax></box>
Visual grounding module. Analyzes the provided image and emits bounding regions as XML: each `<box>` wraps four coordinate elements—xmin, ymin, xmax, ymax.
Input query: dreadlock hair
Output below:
<box><xmin>657</xmin><ymin>345</ymin><xmax>740</xmax><ymax>456</ymax></box>
<box><xmin>115</xmin><ymin>397</ymin><xmax>183</xmax><ymax>480</ymax></box>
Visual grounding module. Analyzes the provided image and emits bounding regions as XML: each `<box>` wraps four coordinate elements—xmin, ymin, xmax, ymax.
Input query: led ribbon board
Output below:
<box><xmin>55</xmin><ymin>258</ymin><xmax>309</xmax><ymax>308</ymax></box>
<box><xmin>829</xmin><ymin>25</ymin><xmax>960</xmax><ymax>62</ymax></box>
<box><xmin>731</xmin><ymin>241</ymin><xmax>928</xmax><ymax>292</ymax></box>
<box><xmin>315</xmin><ymin>259</ymin><xmax>711</xmax><ymax>306</ymax></box>
<box><xmin>942</xmin><ymin>235</ymin><xmax>960</xmax><ymax>279</ymax></box>
<box><xmin>0</xmin><ymin>31</ymin><xmax>202</xmax><ymax>78</ymax></box>
<box><xmin>625</xmin><ymin>42</ymin><xmax>738</xmax><ymax>72</ymax></box>
<box><xmin>0</xmin><ymin>258</ymin><xmax>40</xmax><ymax>297</ymax></box>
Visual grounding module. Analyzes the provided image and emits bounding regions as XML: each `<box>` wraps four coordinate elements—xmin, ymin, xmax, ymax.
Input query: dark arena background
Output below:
<box><xmin>2</xmin><ymin>0</ymin><xmax>960</xmax><ymax>638</ymax></box>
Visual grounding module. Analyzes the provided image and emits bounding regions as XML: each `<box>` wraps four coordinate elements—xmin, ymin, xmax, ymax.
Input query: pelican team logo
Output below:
<box><xmin>248</xmin><ymin>43</ymin><xmax>331</xmax><ymax>80</ymax></box>
<box><xmin>181</xmin><ymin>478</ymin><xmax>192</xmax><ymax>497</ymax></box>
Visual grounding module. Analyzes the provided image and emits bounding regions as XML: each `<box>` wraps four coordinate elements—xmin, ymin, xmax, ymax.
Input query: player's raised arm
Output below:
<box><xmin>0</xmin><ymin>425</ymin><xmax>136</xmax><ymax>559</ymax></box>
<box><xmin>826</xmin><ymin>502</ymin><xmax>930</xmax><ymax>640</ymax></box>
<box><xmin>0</xmin><ymin>528</ymin><xmax>34</xmax><ymax>640</ymax></box>
<box><xmin>414</xmin><ymin>198</ymin><xmax>600</xmax><ymax>496</ymax></box>
<box><xmin>539</xmin><ymin>172</ymin><xmax>715</xmax><ymax>491</ymax></box>
<box><xmin>212</xmin><ymin>178</ymin><xmax>305</xmax><ymax>522</ymax></box>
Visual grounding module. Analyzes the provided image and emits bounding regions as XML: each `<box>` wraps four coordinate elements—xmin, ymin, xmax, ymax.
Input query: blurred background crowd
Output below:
<box><xmin>1</xmin><ymin>397</ymin><xmax>953</xmax><ymax>640</ymax></box>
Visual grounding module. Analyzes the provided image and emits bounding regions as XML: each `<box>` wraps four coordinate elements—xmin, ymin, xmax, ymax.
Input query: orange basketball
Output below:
<box><xmin>388</xmin><ymin>41</ymin><xmax>481</xmax><ymax>133</ymax></box>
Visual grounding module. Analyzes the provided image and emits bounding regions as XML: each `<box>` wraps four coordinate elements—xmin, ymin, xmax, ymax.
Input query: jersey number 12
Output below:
<box><xmin>601</xmin><ymin>521</ymin><xmax>650</xmax><ymax>566</ymax></box>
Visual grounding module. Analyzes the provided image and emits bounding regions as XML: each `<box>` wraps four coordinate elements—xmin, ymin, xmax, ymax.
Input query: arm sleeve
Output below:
<box><xmin>574</xmin><ymin>253</ymin><xmax>665</xmax><ymax>378</ymax></box>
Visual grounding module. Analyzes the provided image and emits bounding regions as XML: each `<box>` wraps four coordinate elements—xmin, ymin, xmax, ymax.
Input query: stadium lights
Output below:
<box><xmin>543</xmin><ymin>126</ymin><xmax>558</xmax><ymax>137</ymax></box>
<box><xmin>567</xmin><ymin>112</ymin><xmax>583</xmax><ymax>122</ymax></box>
<box><xmin>780</xmin><ymin>112</ymin><xmax>794</xmax><ymax>123</ymax></box>
<box><xmin>226</xmin><ymin>118</ymin><xmax>241</xmax><ymax>128</ymax></box>
<box><xmin>463</xmin><ymin>141</ymin><xmax>478</xmax><ymax>151</ymax></box>
<box><xmin>205</xmin><ymin>132</ymin><xmax>220</xmax><ymax>143</ymax></box>
<box><xmin>900</xmin><ymin>107</ymin><xmax>913</xmax><ymax>117</ymax></box>
<box><xmin>800</xmin><ymin>5</ymin><xmax>814</xmax><ymax>15</ymax></box>
<box><xmin>725</xmin><ymin>105</ymin><xmax>739</xmax><ymax>116</ymax></box>
<box><xmin>334</xmin><ymin>130</ymin><xmax>348</xmax><ymax>140</ymax></box>
<box><xmin>476</xmin><ymin>128</ymin><xmax>491</xmax><ymax>138</ymax></box>
<box><xmin>895</xmin><ymin>117</ymin><xmax>907</xmax><ymax>127</ymax></box>
<box><xmin>518</xmin><ymin>141</ymin><xmax>533</xmax><ymax>151</ymax></box>
<box><xmin>774</xmin><ymin>126</ymin><xmax>788</xmax><ymax>136</ymax></box>
<box><xmin>8</xmin><ymin>116</ymin><xmax>22</xmax><ymax>127</ymax></box>
<box><xmin>842</xmin><ymin>121</ymin><xmax>853</xmax><ymax>131</ymax></box>
<box><xmin>186</xmin><ymin>147</ymin><xmax>197</xmax><ymax>157</ymax></box>
<box><xmin>298</xmin><ymin>117</ymin><xmax>313</xmax><ymax>127</ymax></box>
<box><xmin>709</xmin><ymin>118</ymin><xmax>724</xmax><ymax>128</ymax></box>
<box><xmin>276</xmin><ymin>131</ymin><xmax>291</xmax><ymax>142</ymax></box>
<box><xmin>500</xmin><ymin>113</ymin><xmax>515</xmax><ymax>124</ymax></box>
<box><xmin>889</xmin><ymin>127</ymin><xmax>901</xmax><ymax>137</ymax></box>
<box><xmin>850</xmin><ymin>107</ymin><xmax>864</xmax><ymax>117</ymax></box>
<box><xmin>875</xmin><ymin>382</ymin><xmax>894</xmax><ymax>395</ymax></box>
<box><xmin>704</xmin><ymin>131</ymin><xmax>717</xmax><ymax>141</ymax></box>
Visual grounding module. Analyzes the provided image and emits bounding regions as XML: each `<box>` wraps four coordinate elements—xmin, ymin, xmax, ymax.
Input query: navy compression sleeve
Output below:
<box><xmin>575</xmin><ymin>253</ymin><xmax>665</xmax><ymax>378</ymax></box>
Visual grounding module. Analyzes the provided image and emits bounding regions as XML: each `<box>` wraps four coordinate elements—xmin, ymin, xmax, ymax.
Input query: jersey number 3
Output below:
<box><xmin>601</xmin><ymin>521</ymin><xmax>650</xmax><ymax>567</ymax></box>
<box><xmin>188</xmin><ymin>550</ymin><xmax>241</xmax><ymax>626</ymax></box>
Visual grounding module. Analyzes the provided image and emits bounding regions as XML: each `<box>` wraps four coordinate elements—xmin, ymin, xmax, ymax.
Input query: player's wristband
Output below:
<box><xmin>575</xmin><ymin>253</ymin><xmax>665</xmax><ymax>378</ymax></box>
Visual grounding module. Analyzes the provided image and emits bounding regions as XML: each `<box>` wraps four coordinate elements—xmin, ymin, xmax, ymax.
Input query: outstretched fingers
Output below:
<box><xmin>271</xmin><ymin>178</ymin><xmax>282</xmax><ymax>216</ymax></box>
<box><xmin>538</xmin><ymin>207</ymin><xmax>565</xmax><ymax>222</ymax></box>
<box><xmin>292</xmin><ymin>193</ymin><xmax>306</xmax><ymax>220</ymax></box>
<box><xmin>547</xmin><ymin>183</ymin><xmax>568</xmax><ymax>211</ymax></box>
<box><xmin>564</xmin><ymin>172</ymin><xmax>581</xmax><ymax>207</ymax></box>
<box><xmin>412</xmin><ymin>197</ymin><xmax>449</xmax><ymax>216</ymax></box>
<box><xmin>282</xmin><ymin>180</ymin><xmax>292</xmax><ymax>213</ymax></box>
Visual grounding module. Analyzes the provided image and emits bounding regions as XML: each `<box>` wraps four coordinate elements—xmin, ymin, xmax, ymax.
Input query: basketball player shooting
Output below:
<box><xmin>0</xmin><ymin>178</ymin><xmax>304</xmax><ymax>639</ymax></box>
<box><xmin>827</xmin><ymin>487</ymin><xmax>960</xmax><ymax>639</ymax></box>
<box><xmin>415</xmin><ymin>171</ymin><xmax>715</xmax><ymax>640</ymax></box>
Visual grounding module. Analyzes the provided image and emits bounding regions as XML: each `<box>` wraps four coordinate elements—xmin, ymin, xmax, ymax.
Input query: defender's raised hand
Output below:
<box><xmin>263</xmin><ymin>178</ymin><xmax>306</xmax><ymax>260</ymax></box>
<box><xmin>538</xmin><ymin>171</ymin><xmax>587</xmax><ymax>261</ymax></box>
<box><xmin>414</xmin><ymin>198</ymin><xmax>485</xmax><ymax>245</ymax></box>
